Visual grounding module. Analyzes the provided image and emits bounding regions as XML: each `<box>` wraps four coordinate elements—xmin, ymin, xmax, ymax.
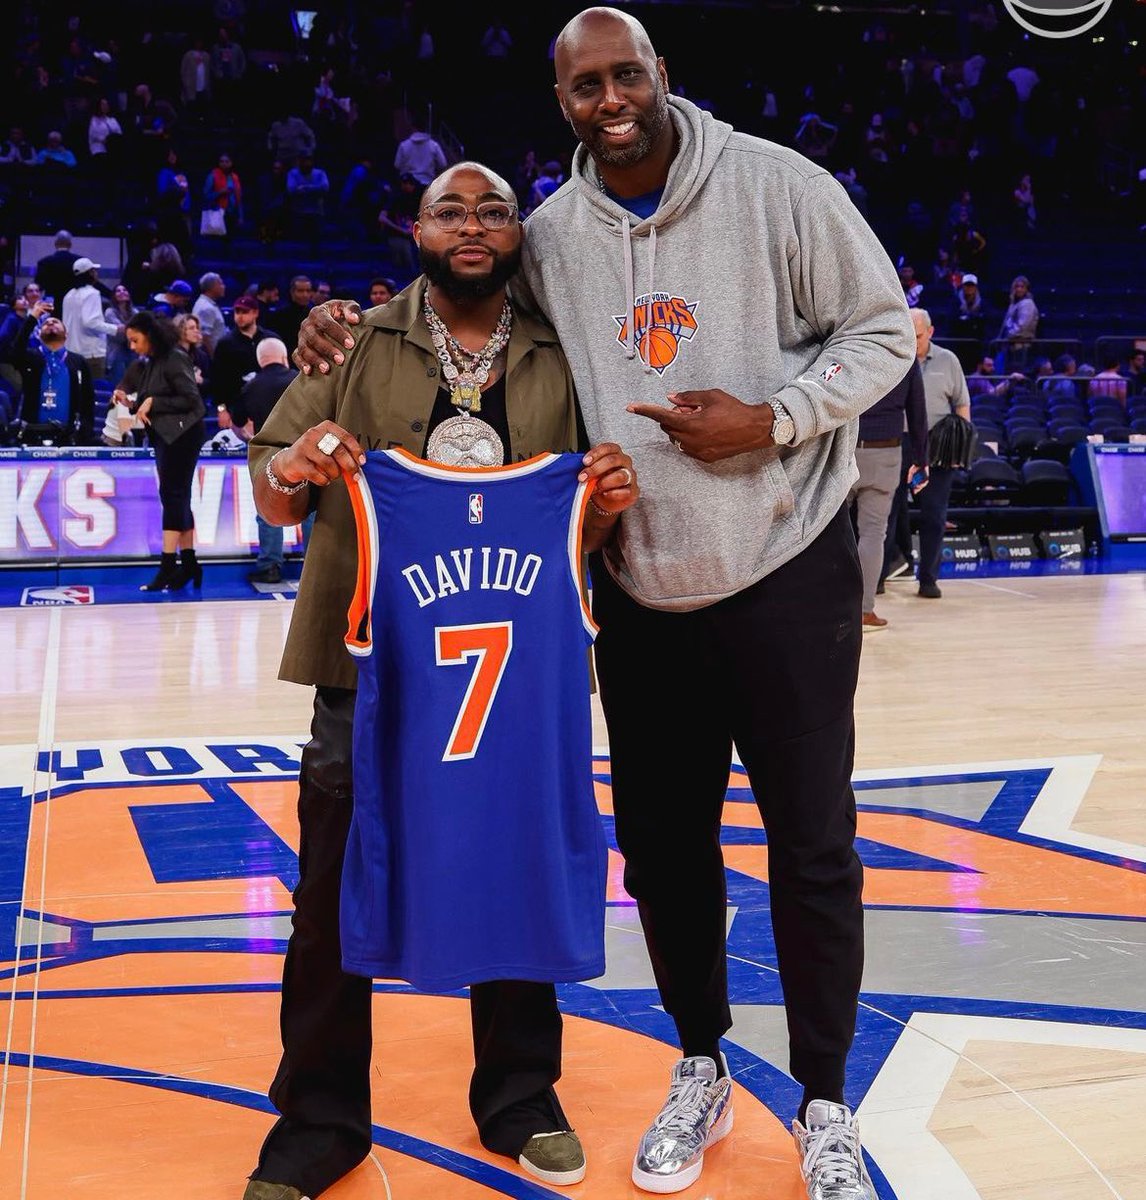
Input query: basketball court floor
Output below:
<box><xmin>2</xmin><ymin>571</ymin><xmax>1145</xmax><ymax>1199</ymax></box>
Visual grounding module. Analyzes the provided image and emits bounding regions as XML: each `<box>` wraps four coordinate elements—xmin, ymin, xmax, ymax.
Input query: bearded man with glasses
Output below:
<box><xmin>241</xmin><ymin>161</ymin><xmax>638</xmax><ymax>1200</ymax></box>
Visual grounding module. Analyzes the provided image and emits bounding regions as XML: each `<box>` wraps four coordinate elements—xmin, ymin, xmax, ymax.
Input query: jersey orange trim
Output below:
<box><xmin>574</xmin><ymin>479</ymin><xmax>600</xmax><ymax>637</ymax></box>
<box><xmin>344</xmin><ymin>470</ymin><xmax>373</xmax><ymax>653</ymax></box>
<box><xmin>390</xmin><ymin>447</ymin><xmax>556</xmax><ymax>476</ymax></box>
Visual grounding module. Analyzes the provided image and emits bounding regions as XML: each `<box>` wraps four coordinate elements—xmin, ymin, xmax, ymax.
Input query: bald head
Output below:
<box><xmin>256</xmin><ymin>337</ymin><xmax>289</xmax><ymax>368</ymax></box>
<box><xmin>911</xmin><ymin>308</ymin><xmax>933</xmax><ymax>358</ymax></box>
<box><xmin>421</xmin><ymin>161</ymin><xmax>516</xmax><ymax>210</ymax></box>
<box><xmin>552</xmin><ymin>7</ymin><xmax>671</xmax><ymax>177</ymax></box>
<box><xmin>554</xmin><ymin>7</ymin><xmax>656</xmax><ymax>77</ymax></box>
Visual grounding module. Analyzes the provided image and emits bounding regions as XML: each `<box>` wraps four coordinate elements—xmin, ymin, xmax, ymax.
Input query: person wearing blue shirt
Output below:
<box><xmin>11</xmin><ymin>307</ymin><xmax>94</xmax><ymax>443</ymax></box>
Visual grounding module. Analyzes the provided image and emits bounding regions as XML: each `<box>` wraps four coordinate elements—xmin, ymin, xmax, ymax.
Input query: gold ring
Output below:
<box><xmin>620</xmin><ymin>467</ymin><xmax>632</xmax><ymax>486</ymax></box>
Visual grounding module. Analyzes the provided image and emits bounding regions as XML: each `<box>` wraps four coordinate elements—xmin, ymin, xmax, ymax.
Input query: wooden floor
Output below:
<box><xmin>2</xmin><ymin>572</ymin><xmax>1145</xmax><ymax>1199</ymax></box>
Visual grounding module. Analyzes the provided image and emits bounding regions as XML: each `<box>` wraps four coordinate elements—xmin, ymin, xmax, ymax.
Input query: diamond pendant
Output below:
<box><xmin>426</xmin><ymin>413</ymin><xmax>505</xmax><ymax>467</ymax></box>
<box><xmin>451</xmin><ymin>379</ymin><xmax>483</xmax><ymax>414</ymax></box>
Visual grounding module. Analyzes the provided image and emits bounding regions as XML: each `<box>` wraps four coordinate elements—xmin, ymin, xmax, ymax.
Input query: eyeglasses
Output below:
<box><xmin>419</xmin><ymin>201</ymin><xmax>518</xmax><ymax>232</ymax></box>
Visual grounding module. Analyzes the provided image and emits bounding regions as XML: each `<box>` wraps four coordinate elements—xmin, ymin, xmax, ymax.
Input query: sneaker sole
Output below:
<box><xmin>631</xmin><ymin>1106</ymin><xmax>734</xmax><ymax>1194</ymax></box>
<box><xmin>518</xmin><ymin>1155</ymin><xmax>586</xmax><ymax>1187</ymax></box>
<box><xmin>861</xmin><ymin>623</ymin><xmax>888</xmax><ymax>633</ymax></box>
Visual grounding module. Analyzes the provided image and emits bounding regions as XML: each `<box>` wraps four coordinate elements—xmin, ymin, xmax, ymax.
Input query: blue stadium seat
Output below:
<box><xmin>967</xmin><ymin>458</ymin><xmax>1022</xmax><ymax>506</ymax></box>
<box><xmin>1051</xmin><ymin>424</ymin><xmax>1089</xmax><ymax>445</ymax></box>
<box><xmin>1020</xmin><ymin>459</ymin><xmax>1072</xmax><ymax>506</ymax></box>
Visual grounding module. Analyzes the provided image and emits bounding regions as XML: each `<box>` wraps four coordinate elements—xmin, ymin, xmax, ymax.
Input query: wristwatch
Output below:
<box><xmin>767</xmin><ymin>398</ymin><xmax>796</xmax><ymax>446</ymax></box>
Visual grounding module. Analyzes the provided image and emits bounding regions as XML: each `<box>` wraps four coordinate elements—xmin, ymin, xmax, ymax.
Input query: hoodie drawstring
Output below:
<box><xmin>621</xmin><ymin>216</ymin><xmax>658</xmax><ymax>374</ymax></box>
<box><xmin>643</xmin><ymin>225</ymin><xmax>657</xmax><ymax>375</ymax></box>
<box><xmin>622</xmin><ymin>217</ymin><xmax>636</xmax><ymax>360</ymax></box>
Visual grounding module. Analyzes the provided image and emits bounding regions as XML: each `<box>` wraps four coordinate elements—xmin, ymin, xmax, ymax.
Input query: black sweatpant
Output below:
<box><xmin>153</xmin><ymin>421</ymin><xmax>204</xmax><ymax>532</ymax></box>
<box><xmin>591</xmin><ymin>505</ymin><xmax>865</xmax><ymax>1101</ymax></box>
<box><xmin>251</xmin><ymin>687</ymin><xmax>565</xmax><ymax>1197</ymax></box>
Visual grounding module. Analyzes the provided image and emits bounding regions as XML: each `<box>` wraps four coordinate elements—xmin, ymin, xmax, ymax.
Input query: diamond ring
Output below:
<box><xmin>317</xmin><ymin>432</ymin><xmax>341</xmax><ymax>456</ymax></box>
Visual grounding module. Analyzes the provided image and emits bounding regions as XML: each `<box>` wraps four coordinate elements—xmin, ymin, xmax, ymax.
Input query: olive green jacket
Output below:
<box><xmin>249</xmin><ymin>278</ymin><xmax>580</xmax><ymax>690</ymax></box>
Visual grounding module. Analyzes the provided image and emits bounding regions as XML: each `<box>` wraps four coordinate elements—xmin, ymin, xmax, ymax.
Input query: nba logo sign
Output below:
<box><xmin>21</xmin><ymin>585</ymin><xmax>96</xmax><ymax>606</ymax></box>
<box><xmin>468</xmin><ymin>493</ymin><xmax>483</xmax><ymax>524</ymax></box>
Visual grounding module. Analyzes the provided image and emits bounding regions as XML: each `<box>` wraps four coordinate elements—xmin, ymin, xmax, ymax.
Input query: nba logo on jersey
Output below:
<box><xmin>469</xmin><ymin>492</ymin><xmax>483</xmax><ymax>524</ymax></box>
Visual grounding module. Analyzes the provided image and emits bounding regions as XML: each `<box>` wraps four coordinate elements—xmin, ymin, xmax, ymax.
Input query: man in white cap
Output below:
<box><xmin>62</xmin><ymin>257</ymin><xmax>118</xmax><ymax>379</ymax></box>
<box><xmin>954</xmin><ymin>271</ymin><xmax>985</xmax><ymax>341</ymax></box>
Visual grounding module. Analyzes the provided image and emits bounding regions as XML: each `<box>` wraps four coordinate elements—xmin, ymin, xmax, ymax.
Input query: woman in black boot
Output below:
<box><xmin>124</xmin><ymin>311</ymin><xmax>206</xmax><ymax>592</ymax></box>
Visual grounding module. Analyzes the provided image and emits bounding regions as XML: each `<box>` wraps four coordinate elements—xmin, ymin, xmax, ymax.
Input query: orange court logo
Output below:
<box><xmin>614</xmin><ymin>292</ymin><xmax>699</xmax><ymax>375</ymax></box>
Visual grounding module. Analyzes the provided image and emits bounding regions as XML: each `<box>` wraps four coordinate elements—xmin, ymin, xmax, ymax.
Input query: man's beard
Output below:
<box><xmin>419</xmin><ymin>244</ymin><xmax>522</xmax><ymax>302</ymax></box>
<box><xmin>582</xmin><ymin>87</ymin><xmax>670</xmax><ymax>169</ymax></box>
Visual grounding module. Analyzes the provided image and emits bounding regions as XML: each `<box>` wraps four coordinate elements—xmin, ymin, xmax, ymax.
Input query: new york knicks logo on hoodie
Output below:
<box><xmin>614</xmin><ymin>292</ymin><xmax>700</xmax><ymax>375</ymax></box>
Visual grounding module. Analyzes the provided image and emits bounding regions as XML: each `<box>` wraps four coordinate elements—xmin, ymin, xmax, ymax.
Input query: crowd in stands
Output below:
<box><xmin>0</xmin><ymin>3</ymin><xmax>1143</xmax><ymax>460</ymax></box>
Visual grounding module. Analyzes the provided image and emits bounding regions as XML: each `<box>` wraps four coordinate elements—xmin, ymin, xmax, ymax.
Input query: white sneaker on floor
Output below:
<box><xmin>631</xmin><ymin>1054</ymin><xmax>733</xmax><ymax>1194</ymax></box>
<box><xmin>792</xmin><ymin>1099</ymin><xmax>876</xmax><ymax>1200</ymax></box>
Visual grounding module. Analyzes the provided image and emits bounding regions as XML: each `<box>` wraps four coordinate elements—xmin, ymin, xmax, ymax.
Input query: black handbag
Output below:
<box><xmin>928</xmin><ymin>412</ymin><xmax>975</xmax><ymax>469</ymax></box>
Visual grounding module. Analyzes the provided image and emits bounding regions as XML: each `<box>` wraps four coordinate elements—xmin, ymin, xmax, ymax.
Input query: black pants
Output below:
<box><xmin>251</xmin><ymin>687</ymin><xmax>565</xmax><ymax>1196</ymax></box>
<box><xmin>914</xmin><ymin>465</ymin><xmax>955</xmax><ymax>587</ymax></box>
<box><xmin>591</xmin><ymin>505</ymin><xmax>864</xmax><ymax>1101</ymax></box>
<box><xmin>153</xmin><ymin>421</ymin><xmax>204</xmax><ymax>532</ymax></box>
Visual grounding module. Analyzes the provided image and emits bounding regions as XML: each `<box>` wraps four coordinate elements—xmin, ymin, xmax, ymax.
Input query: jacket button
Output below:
<box><xmin>425</xmin><ymin>366</ymin><xmax>436</xmax><ymax>377</ymax></box>
<box><xmin>411</xmin><ymin>420</ymin><xmax>424</xmax><ymax>433</ymax></box>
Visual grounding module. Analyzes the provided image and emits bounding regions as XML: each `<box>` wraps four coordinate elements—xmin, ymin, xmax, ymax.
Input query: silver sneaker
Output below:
<box><xmin>792</xmin><ymin>1099</ymin><xmax>876</xmax><ymax>1200</ymax></box>
<box><xmin>631</xmin><ymin>1054</ymin><xmax>734</xmax><ymax>1194</ymax></box>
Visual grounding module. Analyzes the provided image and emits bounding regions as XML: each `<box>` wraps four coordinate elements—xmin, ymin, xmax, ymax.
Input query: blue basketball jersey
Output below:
<box><xmin>342</xmin><ymin>449</ymin><xmax>606</xmax><ymax>991</ymax></box>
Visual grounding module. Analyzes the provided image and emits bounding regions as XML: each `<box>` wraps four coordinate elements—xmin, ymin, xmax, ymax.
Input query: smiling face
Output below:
<box><xmin>414</xmin><ymin>164</ymin><xmax>522</xmax><ymax>302</ymax></box>
<box><xmin>554</xmin><ymin>10</ymin><xmax>670</xmax><ymax>170</ymax></box>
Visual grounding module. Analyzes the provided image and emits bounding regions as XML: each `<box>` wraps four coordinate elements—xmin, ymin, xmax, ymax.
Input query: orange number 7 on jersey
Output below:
<box><xmin>435</xmin><ymin>621</ymin><xmax>514</xmax><ymax>761</ymax></box>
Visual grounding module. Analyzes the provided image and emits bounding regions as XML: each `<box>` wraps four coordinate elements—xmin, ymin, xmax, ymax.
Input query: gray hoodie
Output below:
<box><xmin>520</xmin><ymin>96</ymin><xmax>914</xmax><ymax>611</ymax></box>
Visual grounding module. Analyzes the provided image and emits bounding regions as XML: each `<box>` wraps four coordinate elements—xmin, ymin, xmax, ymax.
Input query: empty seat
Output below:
<box><xmin>1047</xmin><ymin>402</ymin><xmax>1085</xmax><ymax>422</ymax></box>
<box><xmin>1007</xmin><ymin>427</ymin><xmax>1043</xmax><ymax>462</ymax></box>
<box><xmin>1021</xmin><ymin>459</ymin><xmax>1072</xmax><ymax>506</ymax></box>
<box><xmin>1089</xmin><ymin>416</ymin><xmax>1125</xmax><ymax>435</ymax></box>
<box><xmin>967</xmin><ymin>458</ymin><xmax>1022</xmax><ymax>505</ymax></box>
<box><xmin>1031</xmin><ymin>438</ymin><xmax>1073</xmax><ymax>465</ymax></box>
<box><xmin>1052</xmin><ymin>424</ymin><xmax>1089</xmax><ymax>445</ymax></box>
<box><xmin>1007</xmin><ymin>404</ymin><xmax>1045</xmax><ymax>422</ymax></box>
<box><xmin>1130</xmin><ymin>417</ymin><xmax>1146</xmax><ymax>435</ymax></box>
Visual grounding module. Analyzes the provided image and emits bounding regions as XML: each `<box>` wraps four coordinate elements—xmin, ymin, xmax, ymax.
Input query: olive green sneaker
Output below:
<box><xmin>518</xmin><ymin>1130</ymin><xmax>587</xmax><ymax>1186</ymax></box>
<box><xmin>242</xmin><ymin>1183</ymin><xmax>308</xmax><ymax>1200</ymax></box>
